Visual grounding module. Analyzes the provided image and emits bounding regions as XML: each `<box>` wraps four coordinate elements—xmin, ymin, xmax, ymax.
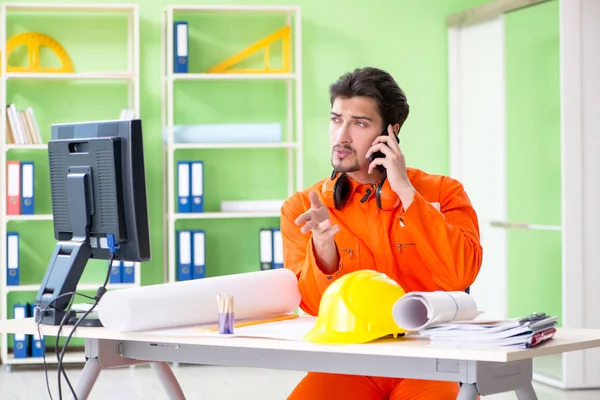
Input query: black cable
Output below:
<box><xmin>36</xmin><ymin>291</ymin><xmax>96</xmax><ymax>400</ymax></box>
<box><xmin>56</xmin><ymin>253</ymin><xmax>114</xmax><ymax>400</ymax></box>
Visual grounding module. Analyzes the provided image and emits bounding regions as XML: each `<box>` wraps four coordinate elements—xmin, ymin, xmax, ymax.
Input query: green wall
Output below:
<box><xmin>505</xmin><ymin>0</ymin><xmax>561</xmax><ymax>323</ymax></box>
<box><xmin>3</xmin><ymin>0</ymin><xmax>490</xmax><ymax>351</ymax></box>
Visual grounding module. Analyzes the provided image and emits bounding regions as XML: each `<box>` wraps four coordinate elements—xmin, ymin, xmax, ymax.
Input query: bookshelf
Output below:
<box><xmin>161</xmin><ymin>5</ymin><xmax>303</xmax><ymax>283</ymax></box>
<box><xmin>0</xmin><ymin>3</ymin><xmax>140</xmax><ymax>368</ymax></box>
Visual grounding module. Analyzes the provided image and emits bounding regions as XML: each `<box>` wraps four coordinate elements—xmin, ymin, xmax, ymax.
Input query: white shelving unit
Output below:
<box><xmin>161</xmin><ymin>5</ymin><xmax>303</xmax><ymax>283</ymax></box>
<box><xmin>0</xmin><ymin>3</ymin><xmax>140</xmax><ymax>368</ymax></box>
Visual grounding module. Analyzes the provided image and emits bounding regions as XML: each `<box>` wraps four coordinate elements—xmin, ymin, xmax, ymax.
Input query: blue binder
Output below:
<box><xmin>177</xmin><ymin>230</ymin><xmax>192</xmax><ymax>281</ymax></box>
<box><xmin>13</xmin><ymin>304</ymin><xmax>29</xmax><ymax>358</ymax></box>
<box><xmin>109</xmin><ymin>260</ymin><xmax>122</xmax><ymax>284</ymax></box>
<box><xmin>122</xmin><ymin>261</ymin><xmax>135</xmax><ymax>283</ymax></box>
<box><xmin>174</xmin><ymin>21</ymin><xmax>188</xmax><ymax>73</ymax></box>
<box><xmin>28</xmin><ymin>303</ymin><xmax>45</xmax><ymax>357</ymax></box>
<box><xmin>272</xmin><ymin>228</ymin><xmax>283</xmax><ymax>269</ymax></box>
<box><xmin>259</xmin><ymin>228</ymin><xmax>273</xmax><ymax>270</ymax></box>
<box><xmin>190</xmin><ymin>161</ymin><xmax>204</xmax><ymax>213</ymax></box>
<box><xmin>192</xmin><ymin>230</ymin><xmax>206</xmax><ymax>279</ymax></box>
<box><xmin>20</xmin><ymin>162</ymin><xmax>34</xmax><ymax>215</ymax></box>
<box><xmin>6</xmin><ymin>232</ymin><xmax>19</xmax><ymax>286</ymax></box>
<box><xmin>177</xmin><ymin>161</ymin><xmax>191</xmax><ymax>213</ymax></box>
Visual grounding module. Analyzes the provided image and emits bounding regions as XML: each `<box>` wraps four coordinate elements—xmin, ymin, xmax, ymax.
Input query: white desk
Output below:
<box><xmin>1</xmin><ymin>318</ymin><xmax>600</xmax><ymax>400</ymax></box>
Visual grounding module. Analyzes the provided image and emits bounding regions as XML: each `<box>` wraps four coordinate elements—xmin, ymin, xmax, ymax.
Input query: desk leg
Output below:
<box><xmin>151</xmin><ymin>362</ymin><xmax>186</xmax><ymax>400</ymax></box>
<box><xmin>456</xmin><ymin>383</ymin><xmax>479</xmax><ymax>400</ymax></box>
<box><xmin>73</xmin><ymin>358</ymin><xmax>101</xmax><ymax>400</ymax></box>
<box><xmin>515</xmin><ymin>383</ymin><xmax>539</xmax><ymax>400</ymax></box>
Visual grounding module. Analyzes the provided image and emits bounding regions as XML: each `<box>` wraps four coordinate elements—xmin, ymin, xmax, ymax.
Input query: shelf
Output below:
<box><xmin>4</xmin><ymin>72</ymin><xmax>136</xmax><ymax>81</ymax></box>
<box><xmin>174</xmin><ymin>211</ymin><xmax>280</xmax><ymax>220</ymax></box>
<box><xmin>5</xmin><ymin>214</ymin><xmax>53</xmax><ymax>221</ymax></box>
<box><xmin>4</xmin><ymin>351</ymin><xmax>86</xmax><ymax>365</ymax></box>
<box><xmin>4</xmin><ymin>3</ymin><xmax>137</xmax><ymax>13</ymax></box>
<box><xmin>5</xmin><ymin>283</ymin><xmax>137</xmax><ymax>293</ymax></box>
<box><xmin>172</xmin><ymin>142</ymin><xmax>297</xmax><ymax>150</ymax></box>
<box><xmin>168</xmin><ymin>5</ymin><xmax>300</xmax><ymax>13</ymax></box>
<box><xmin>170</xmin><ymin>73</ymin><xmax>296</xmax><ymax>81</ymax></box>
<box><xmin>5</xmin><ymin>144</ymin><xmax>48</xmax><ymax>151</ymax></box>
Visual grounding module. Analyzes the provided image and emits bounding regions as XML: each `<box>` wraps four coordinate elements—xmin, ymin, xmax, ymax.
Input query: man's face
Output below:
<box><xmin>329</xmin><ymin>96</ymin><xmax>383</xmax><ymax>173</ymax></box>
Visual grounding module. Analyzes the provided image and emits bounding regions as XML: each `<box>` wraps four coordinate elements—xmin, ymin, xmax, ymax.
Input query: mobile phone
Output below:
<box><xmin>369</xmin><ymin>126</ymin><xmax>399</xmax><ymax>173</ymax></box>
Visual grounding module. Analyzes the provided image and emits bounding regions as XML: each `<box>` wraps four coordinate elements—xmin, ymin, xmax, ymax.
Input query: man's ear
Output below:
<box><xmin>393</xmin><ymin>123</ymin><xmax>400</xmax><ymax>135</ymax></box>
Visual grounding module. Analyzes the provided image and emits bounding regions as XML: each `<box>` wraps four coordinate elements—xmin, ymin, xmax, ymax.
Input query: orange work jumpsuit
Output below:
<box><xmin>280</xmin><ymin>167</ymin><xmax>483</xmax><ymax>400</ymax></box>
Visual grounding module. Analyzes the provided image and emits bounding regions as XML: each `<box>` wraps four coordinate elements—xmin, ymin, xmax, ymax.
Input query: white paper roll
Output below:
<box><xmin>391</xmin><ymin>291</ymin><xmax>481</xmax><ymax>331</ymax></box>
<box><xmin>96</xmin><ymin>268</ymin><xmax>302</xmax><ymax>332</ymax></box>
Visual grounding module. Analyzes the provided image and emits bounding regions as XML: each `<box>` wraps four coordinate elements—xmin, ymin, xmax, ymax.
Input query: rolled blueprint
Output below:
<box><xmin>391</xmin><ymin>291</ymin><xmax>481</xmax><ymax>331</ymax></box>
<box><xmin>96</xmin><ymin>268</ymin><xmax>302</xmax><ymax>332</ymax></box>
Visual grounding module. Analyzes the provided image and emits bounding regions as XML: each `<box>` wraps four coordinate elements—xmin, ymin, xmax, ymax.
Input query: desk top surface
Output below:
<box><xmin>2</xmin><ymin>318</ymin><xmax>600</xmax><ymax>363</ymax></box>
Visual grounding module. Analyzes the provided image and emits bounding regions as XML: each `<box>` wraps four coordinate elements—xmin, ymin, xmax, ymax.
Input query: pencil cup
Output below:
<box><xmin>218</xmin><ymin>312</ymin><xmax>234</xmax><ymax>334</ymax></box>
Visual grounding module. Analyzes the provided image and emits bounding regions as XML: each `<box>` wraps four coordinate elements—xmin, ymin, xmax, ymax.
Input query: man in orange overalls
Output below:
<box><xmin>280</xmin><ymin>67</ymin><xmax>483</xmax><ymax>400</ymax></box>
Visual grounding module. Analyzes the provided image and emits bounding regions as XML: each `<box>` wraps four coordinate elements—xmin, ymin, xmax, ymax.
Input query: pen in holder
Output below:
<box><xmin>217</xmin><ymin>293</ymin><xmax>234</xmax><ymax>334</ymax></box>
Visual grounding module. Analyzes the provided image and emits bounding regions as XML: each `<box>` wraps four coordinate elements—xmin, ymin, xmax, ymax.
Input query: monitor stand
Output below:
<box><xmin>34</xmin><ymin>167</ymin><xmax>110</xmax><ymax>327</ymax></box>
<box><xmin>67</xmin><ymin>303</ymin><xmax>104</xmax><ymax>327</ymax></box>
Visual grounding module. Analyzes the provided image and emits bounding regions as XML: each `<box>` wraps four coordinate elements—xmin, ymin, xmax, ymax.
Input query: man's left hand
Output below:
<box><xmin>365</xmin><ymin>124</ymin><xmax>416</xmax><ymax>207</ymax></box>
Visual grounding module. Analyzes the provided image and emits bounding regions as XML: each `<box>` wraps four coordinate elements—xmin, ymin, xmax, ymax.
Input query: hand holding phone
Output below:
<box><xmin>368</xmin><ymin>125</ymin><xmax>400</xmax><ymax>174</ymax></box>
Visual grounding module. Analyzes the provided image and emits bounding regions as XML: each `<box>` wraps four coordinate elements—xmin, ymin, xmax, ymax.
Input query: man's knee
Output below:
<box><xmin>287</xmin><ymin>372</ymin><xmax>387</xmax><ymax>400</ymax></box>
<box><xmin>390</xmin><ymin>379</ymin><xmax>460</xmax><ymax>400</ymax></box>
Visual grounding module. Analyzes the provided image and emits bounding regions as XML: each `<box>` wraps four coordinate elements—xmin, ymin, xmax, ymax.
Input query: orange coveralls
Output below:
<box><xmin>280</xmin><ymin>167</ymin><xmax>483</xmax><ymax>400</ymax></box>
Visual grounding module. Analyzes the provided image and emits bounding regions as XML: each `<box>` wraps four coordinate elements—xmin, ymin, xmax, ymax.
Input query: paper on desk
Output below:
<box><xmin>391</xmin><ymin>291</ymin><xmax>482</xmax><ymax>331</ymax></box>
<box><xmin>143</xmin><ymin>316</ymin><xmax>317</xmax><ymax>341</ymax></box>
<box><xmin>96</xmin><ymin>269</ymin><xmax>302</xmax><ymax>332</ymax></box>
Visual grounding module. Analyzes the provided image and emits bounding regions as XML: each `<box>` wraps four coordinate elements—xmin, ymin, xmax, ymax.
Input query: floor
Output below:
<box><xmin>0</xmin><ymin>363</ymin><xmax>599</xmax><ymax>399</ymax></box>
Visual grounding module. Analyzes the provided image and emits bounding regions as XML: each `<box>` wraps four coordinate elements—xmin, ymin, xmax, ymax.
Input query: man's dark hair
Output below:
<box><xmin>329</xmin><ymin>67</ymin><xmax>410</xmax><ymax>130</ymax></box>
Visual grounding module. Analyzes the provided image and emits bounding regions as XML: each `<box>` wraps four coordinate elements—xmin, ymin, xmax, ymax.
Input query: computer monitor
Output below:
<box><xmin>34</xmin><ymin>118</ymin><xmax>150</xmax><ymax>326</ymax></box>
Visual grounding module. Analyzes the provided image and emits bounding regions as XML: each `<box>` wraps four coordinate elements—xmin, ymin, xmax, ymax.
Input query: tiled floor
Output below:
<box><xmin>0</xmin><ymin>364</ymin><xmax>599</xmax><ymax>399</ymax></box>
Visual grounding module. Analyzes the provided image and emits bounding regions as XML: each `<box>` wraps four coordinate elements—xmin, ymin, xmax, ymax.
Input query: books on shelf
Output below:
<box><xmin>5</xmin><ymin>104</ymin><xmax>43</xmax><ymax>145</ymax></box>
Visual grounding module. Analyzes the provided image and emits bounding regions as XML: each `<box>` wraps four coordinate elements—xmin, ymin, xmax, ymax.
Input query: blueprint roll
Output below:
<box><xmin>96</xmin><ymin>268</ymin><xmax>302</xmax><ymax>332</ymax></box>
<box><xmin>391</xmin><ymin>291</ymin><xmax>482</xmax><ymax>331</ymax></box>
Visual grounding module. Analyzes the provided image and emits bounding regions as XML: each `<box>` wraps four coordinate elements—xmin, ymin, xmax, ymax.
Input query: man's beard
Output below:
<box><xmin>331</xmin><ymin>145</ymin><xmax>360</xmax><ymax>173</ymax></box>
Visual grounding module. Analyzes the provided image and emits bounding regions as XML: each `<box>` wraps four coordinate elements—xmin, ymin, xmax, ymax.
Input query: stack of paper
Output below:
<box><xmin>419</xmin><ymin>314</ymin><xmax>558</xmax><ymax>349</ymax></box>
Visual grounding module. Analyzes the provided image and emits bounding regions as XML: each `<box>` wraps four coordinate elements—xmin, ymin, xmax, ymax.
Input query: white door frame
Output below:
<box><xmin>447</xmin><ymin>0</ymin><xmax>600</xmax><ymax>390</ymax></box>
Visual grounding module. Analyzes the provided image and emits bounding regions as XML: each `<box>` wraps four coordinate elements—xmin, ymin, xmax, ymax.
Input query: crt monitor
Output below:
<box><xmin>34</xmin><ymin>118</ymin><xmax>150</xmax><ymax>326</ymax></box>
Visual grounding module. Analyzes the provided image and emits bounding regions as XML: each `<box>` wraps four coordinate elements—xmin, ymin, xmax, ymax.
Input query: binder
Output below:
<box><xmin>259</xmin><ymin>228</ymin><xmax>273</xmax><ymax>270</ymax></box>
<box><xmin>174</xmin><ymin>21</ymin><xmax>188</xmax><ymax>73</ymax></box>
<box><xmin>190</xmin><ymin>161</ymin><xmax>204</xmax><ymax>213</ymax></box>
<box><xmin>192</xmin><ymin>230</ymin><xmax>205</xmax><ymax>279</ymax></box>
<box><xmin>20</xmin><ymin>161</ymin><xmax>34</xmax><ymax>214</ymax></box>
<box><xmin>28</xmin><ymin>303</ymin><xmax>45</xmax><ymax>357</ymax></box>
<box><xmin>272</xmin><ymin>228</ymin><xmax>283</xmax><ymax>269</ymax></box>
<box><xmin>6</xmin><ymin>232</ymin><xmax>19</xmax><ymax>286</ymax></box>
<box><xmin>177</xmin><ymin>161</ymin><xmax>191</xmax><ymax>213</ymax></box>
<box><xmin>6</xmin><ymin>160</ymin><xmax>21</xmax><ymax>215</ymax></box>
<box><xmin>122</xmin><ymin>261</ymin><xmax>135</xmax><ymax>283</ymax></box>
<box><xmin>13</xmin><ymin>304</ymin><xmax>29</xmax><ymax>358</ymax></box>
<box><xmin>177</xmin><ymin>230</ymin><xmax>192</xmax><ymax>281</ymax></box>
<box><xmin>109</xmin><ymin>260</ymin><xmax>122</xmax><ymax>284</ymax></box>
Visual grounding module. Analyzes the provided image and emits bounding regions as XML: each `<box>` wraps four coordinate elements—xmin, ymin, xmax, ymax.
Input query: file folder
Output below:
<box><xmin>13</xmin><ymin>304</ymin><xmax>29</xmax><ymax>358</ymax></box>
<box><xmin>272</xmin><ymin>228</ymin><xmax>283</xmax><ymax>269</ymax></box>
<box><xmin>20</xmin><ymin>161</ymin><xmax>34</xmax><ymax>214</ymax></box>
<box><xmin>259</xmin><ymin>228</ymin><xmax>273</xmax><ymax>270</ymax></box>
<box><xmin>174</xmin><ymin>21</ymin><xmax>189</xmax><ymax>73</ymax></box>
<box><xmin>109</xmin><ymin>260</ymin><xmax>122</xmax><ymax>284</ymax></box>
<box><xmin>177</xmin><ymin>161</ymin><xmax>191</xmax><ymax>213</ymax></box>
<box><xmin>192</xmin><ymin>230</ymin><xmax>205</xmax><ymax>279</ymax></box>
<box><xmin>6</xmin><ymin>160</ymin><xmax>20</xmax><ymax>215</ymax></box>
<box><xmin>122</xmin><ymin>261</ymin><xmax>135</xmax><ymax>283</ymax></box>
<box><xmin>28</xmin><ymin>303</ymin><xmax>45</xmax><ymax>357</ymax></box>
<box><xmin>191</xmin><ymin>161</ymin><xmax>204</xmax><ymax>213</ymax></box>
<box><xmin>6</xmin><ymin>232</ymin><xmax>19</xmax><ymax>286</ymax></box>
<box><xmin>177</xmin><ymin>230</ymin><xmax>192</xmax><ymax>280</ymax></box>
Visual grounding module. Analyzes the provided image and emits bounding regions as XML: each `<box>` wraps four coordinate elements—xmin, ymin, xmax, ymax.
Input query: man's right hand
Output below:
<box><xmin>294</xmin><ymin>192</ymin><xmax>341</xmax><ymax>275</ymax></box>
<box><xmin>294</xmin><ymin>191</ymin><xmax>340</xmax><ymax>242</ymax></box>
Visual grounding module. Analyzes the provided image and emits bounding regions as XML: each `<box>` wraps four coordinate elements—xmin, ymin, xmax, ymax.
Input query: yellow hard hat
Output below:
<box><xmin>303</xmin><ymin>270</ymin><xmax>407</xmax><ymax>344</ymax></box>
